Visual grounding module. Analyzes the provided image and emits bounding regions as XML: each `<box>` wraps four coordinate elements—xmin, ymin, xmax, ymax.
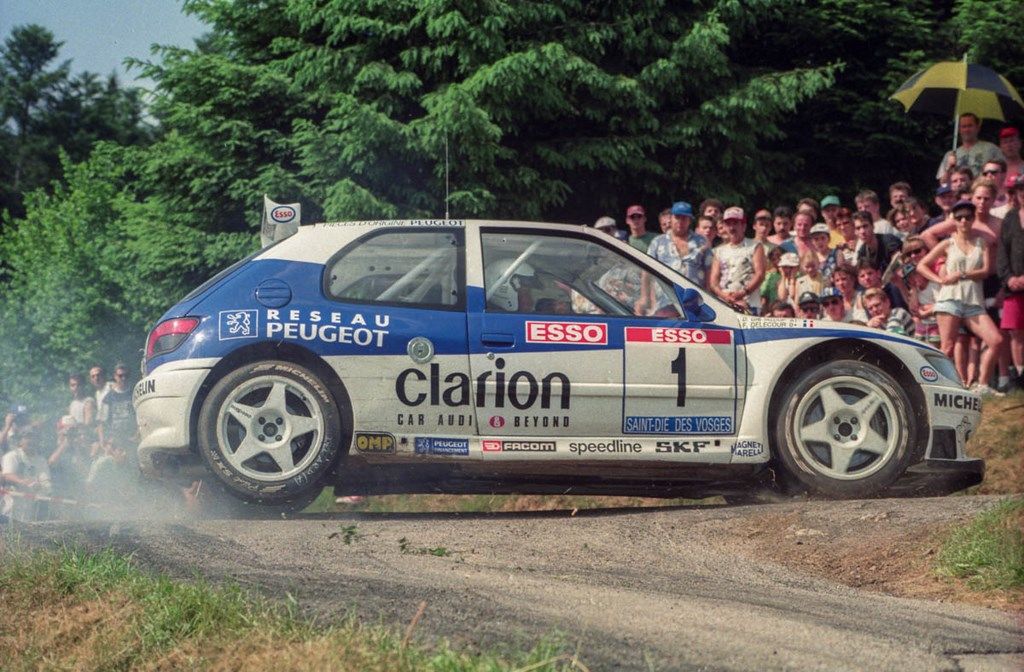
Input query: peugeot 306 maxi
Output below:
<box><xmin>134</xmin><ymin>220</ymin><xmax>983</xmax><ymax>510</ymax></box>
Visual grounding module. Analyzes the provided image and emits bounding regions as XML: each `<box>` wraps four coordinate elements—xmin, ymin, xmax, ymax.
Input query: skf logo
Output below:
<box><xmin>482</xmin><ymin>440</ymin><xmax>503</xmax><ymax>452</ymax></box>
<box><xmin>270</xmin><ymin>205</ymin><xmax>297</xmax><ymax>223</ymax></box>
<box><xmin>526</xmin><ymin>321</ymin><xmax>608</xmax><ymax>345</ymax></box>
<box><xmin>219</xmin><ymin>309</ymin><xmax>258</xmax><ymax>340</ymax></box>
<box><xmin>625</xmin><ymin>327</ymin><xmax>732</xmax><ymax>344</ymax></box>
<box><xmin>354</xmin><ymin>432</ymin><xmax>396</xmax><ymax>454</ymax></box>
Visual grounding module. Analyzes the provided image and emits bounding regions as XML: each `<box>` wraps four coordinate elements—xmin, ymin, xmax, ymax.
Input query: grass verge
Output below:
<box><xmin>935</xmin><ymin>497</ymin><xmax>1024</xmax><ymax>591</ymax></box>
<box><xmin>0</xmin><ymin>542</ymin><xmax>585</xmax><ymax>671</ymax></box>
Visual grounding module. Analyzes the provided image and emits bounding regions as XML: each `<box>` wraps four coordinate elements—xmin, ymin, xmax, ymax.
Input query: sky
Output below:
<box><xmin>0</xmin><ymin>0</ymin><xmax>207</xmax><ymax>89</ymax></box>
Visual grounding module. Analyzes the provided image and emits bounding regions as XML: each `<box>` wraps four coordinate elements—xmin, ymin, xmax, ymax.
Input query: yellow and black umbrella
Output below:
<box><xmin>891</xmin><ymin>60</ymin><xmax>1023</xmax><ymax>148</ymax></box>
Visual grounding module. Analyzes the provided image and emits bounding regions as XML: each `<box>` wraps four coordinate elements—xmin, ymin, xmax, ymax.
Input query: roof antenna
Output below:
<box><xmin>444</xmin><ymin>130</ymin><xmax>450</xmax><ymax>220</ymax></box>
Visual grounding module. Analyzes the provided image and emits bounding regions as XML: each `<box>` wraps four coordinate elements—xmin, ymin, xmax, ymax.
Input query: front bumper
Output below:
<box><xmin>133</xmin><ymin>357</ymin><xmax>218</xmax><ymax>475</ymax></box>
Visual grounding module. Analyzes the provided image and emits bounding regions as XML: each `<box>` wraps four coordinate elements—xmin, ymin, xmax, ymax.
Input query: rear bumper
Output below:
<box><xmin>884</xmin><ymin>458</ymin><xmax>985</xmax><ymax>497</ymax></box>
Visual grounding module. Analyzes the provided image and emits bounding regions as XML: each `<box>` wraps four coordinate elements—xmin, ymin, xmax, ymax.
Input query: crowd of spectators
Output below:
<box><xmin>594</xmin><ymin>117</ymin><xmax>1024</xmax><ymax>397</ymax></box>
<box><xmin>1</xmin><ymin>363</ymin><xmax>137</xmax><ymax>522</ymax></box>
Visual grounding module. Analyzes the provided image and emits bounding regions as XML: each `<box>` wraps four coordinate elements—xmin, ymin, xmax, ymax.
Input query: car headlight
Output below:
<box><xmin>923</xmin><ymin>352</ymin><xmax>964</xmax><ymax>387</ymax></box>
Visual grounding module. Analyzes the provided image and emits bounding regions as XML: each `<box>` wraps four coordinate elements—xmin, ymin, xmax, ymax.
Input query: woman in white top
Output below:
<box><xmin>916</xmin><ymin>200</ymin><xmax>1004</xmax><ymax>396</ymax></box>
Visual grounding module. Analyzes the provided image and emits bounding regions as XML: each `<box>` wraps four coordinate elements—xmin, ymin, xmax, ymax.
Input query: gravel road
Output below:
<box><xmin>16</xmin><ymin>495</ymin><xmax>1024</xmax><ymax>671</ymax></box>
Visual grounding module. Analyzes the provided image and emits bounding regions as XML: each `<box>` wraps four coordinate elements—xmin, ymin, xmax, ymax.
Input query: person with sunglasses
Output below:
<box><xmin>916</xmin><ymin>200</ymin><xmax>1005</xmax><ymax>396</ymax></box>
<box><xmin>98</xmin><ymin>363</ymin><xmax>136</xmax><ymax>451</ymax></box>
<box><xmin>819</xmin><ymin>287</ymin><xmax>848</xmax><ymax>322</ymax></box>
<box><xmin>996</xmin><ymin>174</ymin><xmax>1024</xmax><ymax>391</ymax></box>
<box><xmin>624</xmin><ymin>205</ymin><xmax>657</xmax><ymax>253</ymax></box>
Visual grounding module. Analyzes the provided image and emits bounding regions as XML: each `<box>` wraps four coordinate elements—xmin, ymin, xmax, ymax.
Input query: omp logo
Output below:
<box><xmin>624</xmin><ymin>327</ymin><xmax>732</xmax><ymax>344</ymax></box>
<box><xmin>525</xmin><ymin>321</ymin><xmax>607</xmax><ymax>345</ymax></box>
<box><xmin>218</xmin><ymin>310</ymin><xmax>258</xmax><ymax>340</ymax></box>
<box><xmin>354</xmin><ymin>432</ymin><xmax>396</xmax><ymax>454</ymax></box>
<box><xmin>270</xmin><ymin>206</ymin><xmax>296</xmax><ymax>223</ymax></box>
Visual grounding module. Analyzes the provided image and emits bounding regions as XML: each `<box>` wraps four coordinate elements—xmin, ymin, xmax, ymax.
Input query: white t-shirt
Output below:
<box><xmin>873</xmin><ymin>219</ymin><xmax>898</xmax><ymax>236</ymax></box>
<box><xmin>1</xmin><ymin>448</ymin><xmax>52</xmax><ymax>520</ymax></box>
<box><xmin>713</xmin><ymin>238</ymin><xmax>760</xmax><ymax>309</ymax></box>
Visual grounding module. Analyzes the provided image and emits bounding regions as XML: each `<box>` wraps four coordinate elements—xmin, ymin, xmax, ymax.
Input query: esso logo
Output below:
<box><xmin>625</xmin><ymin>326</ymin><xmax>732</xmax><ymax>344</ymax></box>
<box><xmin>488</xmin><ymin>415</ymin><xmax>505</xmax><ymax>428</ymax></box>
<box><xmin>270</xmin><ymin>206</ymin><xmax>296</xmax><ymax>223</ymax></box>
<box><xmin>525</xmin><ymin>321</ymin><xmax>608</xmax><ymax>345</ymax></box>
<box><xmin>653</xmin><ymin>328</ymin><xmax>707</xmax><ymax>344</ymax></box>
<box><xmin>919</xmin><ymin>366</ymin><xmax>939</xmax><ymax>382</ymax></box>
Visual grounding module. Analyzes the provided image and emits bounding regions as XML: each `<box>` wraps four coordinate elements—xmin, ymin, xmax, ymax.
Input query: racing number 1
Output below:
<box><xmin>671</xmin><ymin>347</ymin><xmax>686</xmax><ymax>407</ymax></box>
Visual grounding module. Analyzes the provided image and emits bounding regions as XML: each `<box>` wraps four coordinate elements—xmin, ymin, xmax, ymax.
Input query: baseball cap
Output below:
<box><xmin>1006</xmin><ymin>174</ymin><xmax>1024</xmax><ymax>190</ymax></box>
<box><xmin>670</xmin><ymin>201</ymin><xmax>693</xmax><ymax>217</ymax></box>
<box><xmin>626</xmin><ymin>205</ymin><xmax>645</xmax><ymax>217</ymax></box>
<box><xmin>935</xmin><ymin>184</ymin><xmax>953</xmax><ymax>196</ymax></box>
<box><xmin>798</xmin><ymin>291</ymin><xmax>820</xmax><ymax>306</ymax></box>
<box><xmin>779</xmin><ymin>252</ymin><xmax>800</xmax><ymax>267</ymax></box>
<box><xmin>722</xmin><ymin>206</ymin><xmax>745</xmax><ymax>221</ymax></box>
<box><xmin>593</xmin><ymin>216</ymin><xmax>617</xmax><ymax>230</ymax></box>
<box><xmin>809</xmin><ymin>223</ymin><xmax>831</xmax><ymax>237</ymax></box>
<box><xmin>819</xmin><ymin>287</ymin><xmax>843</xmax><ymax>301</ymax></box>
<box><xmin>951</xmin><ymin>199</ymin><xmax>976</xmax><ymax>214</ymax></box>
<box><xmin>999</xmin><ymin>126</ymin><xmax>1020</xmax><ymax>140</ymax></box>
<box><xmin>820</xmin><ymin>195</ymin><xmax>841</xmax><ymax>208</ymax></box>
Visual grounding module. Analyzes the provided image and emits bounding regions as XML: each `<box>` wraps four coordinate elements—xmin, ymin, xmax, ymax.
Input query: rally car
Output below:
<box><xmin>134</xmin><ymin>219</ymin><xmax>983</xmax><ymax>510</ymax></box>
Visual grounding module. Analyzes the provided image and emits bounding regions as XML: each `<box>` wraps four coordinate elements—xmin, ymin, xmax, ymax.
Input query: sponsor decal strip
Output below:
<box><xmin>624</xmin><ymin>415</ymin><xmax>734</xmax><ymax>435</ymax></box>
<box><xmin>525</xmin><ymin>321</ymin><xmax>608</xmax><ymax>345</ymax></box>
<box><xmin>625</xmin><ymin>327</ymin><xmax>732</xmax><ymax>344</ymax></box>
<box><xmin>414</xmin><ymin>437</ymin><xmax>470</xmax><ymax>456</ymax></box>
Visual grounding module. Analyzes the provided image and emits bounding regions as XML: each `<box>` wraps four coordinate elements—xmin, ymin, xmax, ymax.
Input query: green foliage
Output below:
<box><xmin>953</xmin><ymin>0</ymin><xmax>1024</xmax><ymax>85</ymax></box>
<box><xmin>0</xmin><ymin>143</ymin><xmax>255</xmax><ymax>405</ymax></box>
<box><xmin>936</xmin><ymin>498</ymin><xmax>1024</xmax><ymax>590</ymax></box>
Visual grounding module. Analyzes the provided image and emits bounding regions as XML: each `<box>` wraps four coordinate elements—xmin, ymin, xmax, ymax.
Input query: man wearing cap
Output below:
<box><xmin>938</xmin><ymin>113</ymin><xmax>1004</xmax><ymax>184</ymax></box>
<box><xmin>928</xmin><ymin>184</ymin><xmax>957</xmax><ymax>229</ymax></box>
<box><xmin>593</xmin><ymin>215</ymin><xmax>620</xmax><ymax>239</ymax></box>
<box><xmin>625</xmin><ymin>205</ymin><xmax>657</xmax><ymax>253</ymax></box>
<box><xmin>819</xmin><ymin>287</ymin><xmax>849</xmax><ymax>322</ymax></box>
<box><xmin>641</xmin><ymin>201</ymin><xmax>711</xmax><ymax>311</ymax></box>
<box><xmin>820</xmin><ymin>195</ymin><xmax>845</xmax><ymax>247</ymax></box>
<box><xmin>808</xmin><ymin>223</ymin><xmax>838</xmax><ymax>280</ymax></box>
<box><xmin>709</xmin><ymin>207</ymin><xmax>765</xmax><ymax>314</ymax></box>
<box><xmin>796</xmin><ymin>291</ymin><xmax>820</xmax><ymax>320</ymax></box>
<box><xmin>999</xmin><ymin>127</ymin><xmax>1022</xmax><ymax>184</ymax></box>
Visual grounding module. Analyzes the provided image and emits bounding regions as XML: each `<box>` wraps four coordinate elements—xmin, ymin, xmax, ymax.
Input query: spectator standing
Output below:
<box><xmin>699</xmin><ymin>198</ymin><xmax>723</xmax><ymax>222</ymax></box>
<box><xmin>767</xmin><ymin>206</ymin><xmax>793</xmax><ymax>247</ymax></box>
<box><xmin>863</xmin><ymin>288</ymin><xmax>915</xmax><ymax>336</ymax></box>
<box><xmin>795</xmin><ymin>251</ymin><xmax>826</xmax><ymax>299</ymax></box>
<box><xmin>996</xmin><ymin>174</ymin><xmax>1024</xmax><ymax>389</ymax></box>
<box><xmin>820</xmin><ymin>195</ymin><xmax>845</xmax><ymax>247</ymax></box>
<box><xmin>819</xmin><ymin>287</ymin><xmax>848</xmax><ymax>322</ymax></box>
<box><xmin>809</xmin><ymin>223</ymin><xmax>838</xmax><ymax>280</ymax></box>
<box><xmin>625</xmin><ymin>205</ymin><xmax>657</xmax><ymax>253</ymax></box>
<box><xmin>67</xmin><ymin>373</ymin><xmax>96</xmax><ymax>427</ymax></box>
<box><xmin>830</xmin><ymin>264</ymin><xmax>858</xmax><ymax>313</ymax></box>
<box><xmin>950</xmin><ymin>166</ymin><xmax>974</xmax><ymax>195</ymax></box>
<box><xmin>751</xmin><ymin>209</ymin><xmax>775</xmax><ymax>252</ymax></box>
<box><xmin>593</xmin><ymin>215</ymin><xmax>625</xmax><ymax>241</ymax></box>
<box><xmin>694</xmin><ymin>215</ymin><xmax>718</xmax><ymax>249</ymax></box>
<box><xmin>1</xmin><ymin>428</ymin><xmax>52</xmax><ymax>522</ymax></box>
<box><xmin>928</xmin><ymin>185</ymin><xmax>957</xmax><ymax>229</ymax></box>
<box><xmin>923</xmin><ymin>178</ymin><xmax>1003</xmax><ymax>248</ymax></box>
<box><xmin>796</xmin><ymin>292</ymin><xmax>820</xmax><ymax>320</ymax></box>
<box><xmin>854</xmin><ymin>211</ymin><xmax>903</xmax><ymax>272</ymax></box>
<box><xmin>855</xmin><ymin>190</ymin><xmax>897</xmax><ymax>235</ymax></box>
<box><xmin>657</xmin><ymin>208</ymin><xmax>672</xmax><ymax>233</ymax></box>
<box><xmin>981</xmin><ymin>160</ymin><xmax>1010</xmax><ymax>216</ymax></box>
<box><xmin>999</xmin><ymin>127</ymin><xmax>1022</xmax><ymax>183</ymax></box>
<box><xmin>708</xmin><ymin>207</ymin><xmax>766</xmax><ymax>314</ymax></box>
<box><xmin>904</xmin><ymin>262</ymin><xmax>940</xmax><ymax>345</ymax></box>
<box><xmin>641</xmin><ymin>201</ymin><xmax>710</xmax><ymax>310</ymax></box>
<box><xmin>767</xmin><ymin>251</ymin><xmax>799</xmax><ymax>310</ymax></box>
<box><xmin>916</xmin><ymin>200</ymin><xmax>1004</xmax><ymax>396</ymax></box>
<box><xmin>938</xmin><ymin>113</ymin><xmax>1004</xmax><ymax>184</ymax></box>
<box><xmin>780</xmin><ymin>210</ymin><xmax>814</xmax><ymax>256</ymax></box>
<box><xmin>832</xmin><ymin>208</ymin><xmax>858</xmax><ymax>266</ymax></box>
<box><xmin>99</xmin><ymin>363</ymin><xmax>136</xmax><ymax>448</ymax></box>
<box><xmin>889</xmin><ymin>181</ymin><xmax>913</xmax><ymax>209</ymax></box>
<box><xmin>89</xmin><ymin>365</ymin><xmax>113</xmax><ymax>426</ymax></box>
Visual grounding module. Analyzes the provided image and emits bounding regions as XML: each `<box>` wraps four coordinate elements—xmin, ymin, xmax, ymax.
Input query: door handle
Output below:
<box><xmin>481</xmin><ymin>332</ymin><xmax>515</xmax><ymax>347</ymax></box>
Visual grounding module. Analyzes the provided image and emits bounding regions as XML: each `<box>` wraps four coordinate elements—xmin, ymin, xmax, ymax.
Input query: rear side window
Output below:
<box><xmin>324</xmin><ymin>229</ymin><xmax>464</xmax><ymax>310</ymax></box>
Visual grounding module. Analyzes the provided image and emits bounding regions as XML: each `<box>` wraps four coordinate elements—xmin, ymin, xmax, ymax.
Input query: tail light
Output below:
<box><xmin>146</xmin><ymin>317</ymin><xmax>200</xmax><ymax>359</ymax></box>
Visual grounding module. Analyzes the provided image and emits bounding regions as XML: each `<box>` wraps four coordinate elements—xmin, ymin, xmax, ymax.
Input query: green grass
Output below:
<box><xmin>0</xmin><ymin>542</ymin><xmax>584</xmax><ymax>671</ymax></box>
<box><xmin>935</xmin><ymin>497</ymin><xmax>1024</xmax><ymax>591</ymax></box>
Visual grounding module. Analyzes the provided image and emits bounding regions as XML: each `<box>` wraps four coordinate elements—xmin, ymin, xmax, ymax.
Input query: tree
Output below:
<box><xmin>134</xmin><ymin>0</ymin><xmax>839</xmax><ymax>225</ymax></box>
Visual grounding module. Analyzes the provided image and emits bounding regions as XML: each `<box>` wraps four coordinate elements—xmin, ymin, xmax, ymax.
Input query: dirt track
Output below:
<box><xmin>15</xmin><ymin>495</ymin><xmax>1024</xmax><ymax>671</ymax></box>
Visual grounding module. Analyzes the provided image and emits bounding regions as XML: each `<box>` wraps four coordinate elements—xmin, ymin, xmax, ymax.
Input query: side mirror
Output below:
<box><xmin>676</xmin><ymin>286</ymin><xmax>716</xmax><ymax>322</ymax></box>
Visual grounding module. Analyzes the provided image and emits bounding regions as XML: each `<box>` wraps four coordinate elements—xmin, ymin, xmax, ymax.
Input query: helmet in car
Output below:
<box><xmin>485</xmin><ymin>259</ymin><xmax>537</xmax><ymax>311</ymax></box>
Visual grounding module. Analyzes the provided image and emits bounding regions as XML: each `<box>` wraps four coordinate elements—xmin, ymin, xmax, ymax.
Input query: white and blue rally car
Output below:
<box><xmin>134</xmin><ymin>219</ymin><xmax>983</xmax><ymax>509</ymax></box>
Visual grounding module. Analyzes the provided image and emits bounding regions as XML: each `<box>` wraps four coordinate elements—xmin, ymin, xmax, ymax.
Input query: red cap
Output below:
<box><xmin>626</xmin><ymin>205</ymin><xmax>645</xmax><ymax>216</ymax></box>
<box><xmin>999</xmin><ymin>127</ymin><xmax>1019</xmax><ymax>139</ymax></box>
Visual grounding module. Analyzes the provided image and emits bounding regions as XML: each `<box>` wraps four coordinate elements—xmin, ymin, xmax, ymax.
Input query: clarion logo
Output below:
<box><xmin>933</xmin><ymin>392</ymin><xmax>980</xmax><ymax>412</ymax></box>
<box><xmin>396</xmin><ymin>359</ymin><xmax>570</xmax><ymax>410</ymax></box>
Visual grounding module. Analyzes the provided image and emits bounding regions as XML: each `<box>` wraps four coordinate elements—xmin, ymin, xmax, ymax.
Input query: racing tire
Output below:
<box><xmin>197</xmin><ymin>360</ymin><xmax>342</xmax><ymax>506</ymax></box>
<box><xmin>772</xmin><ymin>359</ymin><xmax>917</xmax><ymax>498</ymax></box>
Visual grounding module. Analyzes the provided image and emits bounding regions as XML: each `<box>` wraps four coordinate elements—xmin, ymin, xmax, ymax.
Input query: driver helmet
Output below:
<box><xmin>486</xmin><ymin>259</ymin><xmax>538</xmax><ymax>311</ymax></box>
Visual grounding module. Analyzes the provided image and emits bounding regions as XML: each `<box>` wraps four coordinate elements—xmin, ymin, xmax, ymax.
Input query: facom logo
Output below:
<box><xmin>270</xmin><ymin>206</ymin><xmax>296</xmax><ymax>223</ymax></box>
<box><xmin>525</xmin><ymin>321</ymin><xmax>607</xmax><ymax>345</ymax></box>
<box><xmin>482</xmin><ymin>440</ymin><xmax>502</xmax><ymax>452</ymax></box>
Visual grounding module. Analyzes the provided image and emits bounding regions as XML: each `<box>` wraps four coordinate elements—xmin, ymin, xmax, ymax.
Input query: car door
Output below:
<box><xmin>320</xmin><ymin>227</ymin><xmax>474</xmax><ymax>448</ymax></box>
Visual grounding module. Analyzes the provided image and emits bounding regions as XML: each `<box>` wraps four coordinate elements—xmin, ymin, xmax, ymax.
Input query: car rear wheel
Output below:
<box><xmin>772</xmin><ymin>359</ymin><xmax>917</xmax><ymax>498</ymax></box>
<box><xmin>197</xmin><ymin>360</ymin><xmax>342</xmax><ymax>505</ymax></box>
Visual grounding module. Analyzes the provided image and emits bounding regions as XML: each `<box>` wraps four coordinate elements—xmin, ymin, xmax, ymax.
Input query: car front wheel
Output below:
<box><xmin>197</xmin><ymin>360</ymin><xmax>342</xmax><ymax>505</ymax></box>
<box><xmin>773</xmin><ymin>359</ymin><xmax>917</xmax><ymax>498</ymax></box>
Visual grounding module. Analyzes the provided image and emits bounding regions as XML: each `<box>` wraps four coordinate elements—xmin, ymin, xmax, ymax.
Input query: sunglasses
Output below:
<box><xmin>981</xmin><ymin>169</ymin><xmax>1002</xmax><ymax>176</ymax></box>
<box><xmin>953</xmin><ymin>214</ymin><xmax>972</xmax><ymax>221</ymax></box>
<box><xmin>799</xmin><ymin>304</ymin><xmax>819</xmax><ymax>310</ymax></box>
<box><xmin>822</xmin><ymin>298</ymin><xmax>842</xmax><ymax>307</ymax></box>
<box><xmin>905</xmin><ymin>247</ymin><xmax>925</xmax><ymax>256</ymax></box>
<box><xmin>628</xmin><ymin>213</ymin><xmax>645</xmax><ymax>219</ymax></box>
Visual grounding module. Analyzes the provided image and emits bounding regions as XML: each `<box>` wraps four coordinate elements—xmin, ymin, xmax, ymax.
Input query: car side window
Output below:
<box><xmin>325</xmin><ymin>229</ymin><xmax>463</xmax><ymax>310</ymax></box>
<box><xmin>481</xmin><ymin>231</ymin><xmax>680</xmax><ymax>317</ymax></box>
